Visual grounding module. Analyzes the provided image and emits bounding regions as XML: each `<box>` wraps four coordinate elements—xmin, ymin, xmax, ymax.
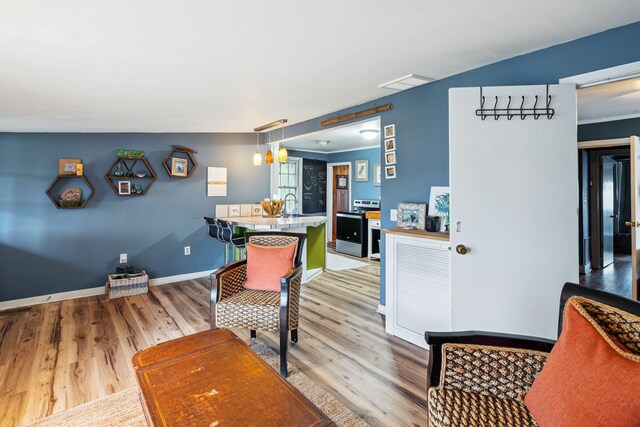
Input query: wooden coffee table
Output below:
<box><xmin>132</xmin><ymin>329</ymin><xmax>336</xmax><ymax>427</ymax></box>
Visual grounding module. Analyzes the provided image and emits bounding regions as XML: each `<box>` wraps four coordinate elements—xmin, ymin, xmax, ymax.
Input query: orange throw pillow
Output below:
<box><xmin>243</xmin><ymin>242</ymin><xmax>297</xmax><ymax>291</ymax></box>
<box><xmin>524</xmin><ymin>302</ymin><xmax>640</xmax><ymax>427</ymax></box>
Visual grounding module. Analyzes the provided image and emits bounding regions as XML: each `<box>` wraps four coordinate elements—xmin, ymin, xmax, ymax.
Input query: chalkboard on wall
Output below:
<box><xmin>302</xmin><ymin>158</ymin><xmax>327</xmax><ymax>214</ymax></box>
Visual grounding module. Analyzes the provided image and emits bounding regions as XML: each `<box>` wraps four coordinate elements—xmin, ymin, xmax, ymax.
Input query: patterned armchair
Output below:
<box><xmin>210</xmin><ymin>231</ymin><xmax>307</xmax><ymax>378</ymax></box>
<box><xmin>425</xmin><ymin>283</ymin><xmax>640</xmax><ymax>426</ymax></box>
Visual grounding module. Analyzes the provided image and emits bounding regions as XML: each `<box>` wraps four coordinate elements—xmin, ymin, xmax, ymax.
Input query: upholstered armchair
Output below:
<box><xmin>210</xmin><ymin>231</ymin><xmax>307</xmax><ymax>377</ymax></box>
<box><xmin>425</xmin><ymin>283</ymin><xmax>640</xmax><ymax>426</ymax></box>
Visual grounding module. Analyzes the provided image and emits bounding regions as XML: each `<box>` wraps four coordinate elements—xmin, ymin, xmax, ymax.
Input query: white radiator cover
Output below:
<box><xmin>385</xmin><ymin>233</ymin><xmax>451</xmax><ymax>348</ymax></box>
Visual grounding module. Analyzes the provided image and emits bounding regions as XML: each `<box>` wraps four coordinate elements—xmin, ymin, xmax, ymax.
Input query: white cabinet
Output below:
<box><xmin>368</xmin><ymin>219</ymin><xmax>381</xmax><ymax>259</ymax></box>
<box><xmin>385</xmin><ymin>231</ymin><xmax>451</xmax><ymax>349</ymax></box>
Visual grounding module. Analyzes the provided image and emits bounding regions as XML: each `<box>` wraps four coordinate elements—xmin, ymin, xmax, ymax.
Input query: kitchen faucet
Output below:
<box><xmin>283</xmin><ymin>193</ymin><xmax>299</xmax><ymax>218</ymax></box>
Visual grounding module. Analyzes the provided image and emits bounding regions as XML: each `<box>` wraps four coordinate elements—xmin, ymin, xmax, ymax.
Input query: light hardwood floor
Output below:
<box><xmin>0</xmin><ymin>261</ymin><xmax>429</xmax><ymax>427</ymax></box>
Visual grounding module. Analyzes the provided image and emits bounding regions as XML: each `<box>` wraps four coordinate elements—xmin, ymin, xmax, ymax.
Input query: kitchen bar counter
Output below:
<box><xmin>216</xmin><ymin>215</ymin><xmax>326</xmax><ymax>230</ymax></box>
<box><xmin>216</xmin><ymin>215</ymin><xmax>327</xmax><ymax>283</ymax></box>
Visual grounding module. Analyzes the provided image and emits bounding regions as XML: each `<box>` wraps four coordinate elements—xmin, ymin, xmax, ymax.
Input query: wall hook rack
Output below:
<box><xmin>476</xmin><ymin>85</ymin><xmax>555</xmax><ymax>121</ymax></box>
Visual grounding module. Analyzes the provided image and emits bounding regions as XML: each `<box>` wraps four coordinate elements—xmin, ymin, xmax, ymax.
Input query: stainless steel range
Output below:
<box><xmin>336</xmin><ymin>199</ymin><xmax>380</xmax><ymax>258</ymax></box>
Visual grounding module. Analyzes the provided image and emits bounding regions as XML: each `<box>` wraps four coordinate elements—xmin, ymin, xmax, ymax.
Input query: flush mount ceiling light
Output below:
<box><xmin>359</xmin><ymin>129</ymin><xmax>380</xmax><ymax>140</ymax></box>
<box><xmin>314</xmin><ymin>140</ymin><xmax>330</xmax><ymax>147</ymax></box>
<box><xmin>378</xmin><ymin>74</ymin><xmax>435</xmax><ymax>91</ymax></box>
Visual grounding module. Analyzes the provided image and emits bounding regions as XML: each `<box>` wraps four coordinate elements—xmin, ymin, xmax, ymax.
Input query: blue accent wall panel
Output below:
<box><xmin>0</xmin><ymin>133</ymin><xmax>270</xmax><ymax>302</ymax></box>
<box><xmin>327</xmin><ymin>148</ymin><xmax>381</xmax><ymax>201</ymax></box>
<box><xmin>578</xmin><ymin>117</ymin><xmax>640</xmax><ymax>141</ymax></box>
<box><xmin>279</xmin><ymin>22</ymin><xmax>640</xmax><ymax>305</ymax></box>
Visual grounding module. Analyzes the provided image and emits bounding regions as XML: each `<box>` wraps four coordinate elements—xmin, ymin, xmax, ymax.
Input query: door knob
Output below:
<box><xmin>456</xmin><ymin>244</ymin><xmax>469</xmax><ymax>255</ymax></box>
<box><xmin>626</xmin><ymin>221</ymin><xmax>637</xmax><ymax>228</ymax></box>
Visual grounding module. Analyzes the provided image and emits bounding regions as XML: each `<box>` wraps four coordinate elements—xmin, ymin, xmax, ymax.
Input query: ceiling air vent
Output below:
<box><xmin>378</xmin><ymin>74</ymin><xmax>434</xmax><ymax>91</ymax></box>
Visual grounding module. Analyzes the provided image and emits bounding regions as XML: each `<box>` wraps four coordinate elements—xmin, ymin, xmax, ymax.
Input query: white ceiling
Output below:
<box><xmin>578</xmin><ymin>77</ymin><xmax>640</xmax><ymax>123</ymax></box>
<box><xmin>1</xmin><ymin>1</ymin><xmax>640</xmax><ymax>132</ymax></box>
<box><xmin>285</xmin><ymin>118</ymin><xmax>380</xmax><ymax>153</ymax></box>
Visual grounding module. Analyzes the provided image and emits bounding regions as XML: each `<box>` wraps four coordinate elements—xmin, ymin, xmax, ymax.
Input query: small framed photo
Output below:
<box><xmin>374</xmin><ymin>163</ymin><xmax>381</xmax><ymax>187</ymax></box>
<box><xmin>385</xmin><ymin>151</ymin><xmax>396</xmax><ymax>165</ymax></box>
<box><xmin>59</xmin><ymin>158</ymin><xmax>81</xmax><ymax>176</ymax></box>
<box><xmin>118</xmin><ymin>181</ymin><xmax>131</xmax><ymax>195</ymax></box>
<box><xmin>385</xmin><ymin>165</ymin><xmax>397</xmax><ymax>179</ymax></box>
<box><xmin>397</xmin><ymin>203</ymin><xmax>427</xmax><ymax>230</ymax></box>
<box><xmin>355</xmin><ymin>160</ymin><xmax>369</xmax><ymax>182</ymax></box>
<box><xmin>384</xmin><ymin>124</ymin><xmax>395</xmax><ymax>139</ymax></box>
<box><xmin>171</xmin><ymin>158</ymin><xmax>188</xmax><ymax>177</ymax></box>
<box><xmin>384</xmin><ymin>138</ymin><xmax>396</xmax><ymax>152</ymax></box>
<box><xmin>337</xmin><ymin>175</ymin><xmax>348</xmax><ymax>189</ymax></box>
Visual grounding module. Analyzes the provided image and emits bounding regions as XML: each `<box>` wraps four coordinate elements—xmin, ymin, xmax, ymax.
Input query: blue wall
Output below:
<box><xmin>0</xmin><ymin>133</ymin><xmax>270</xmax><ymax>301</ymax></box>
<box><xmin>327</xmin><ymin>148</ymin><xmax>381</xmax><ymax>201</ymax></box>
<box><xmin>578</xmin><ymin>117</ymin><xmax>640</xmax><ymax>141</ymax></box>
<box><xmin>277</xmin><ymin>22</ymin><xmax>640</xmax><ymax>306</ymax></box>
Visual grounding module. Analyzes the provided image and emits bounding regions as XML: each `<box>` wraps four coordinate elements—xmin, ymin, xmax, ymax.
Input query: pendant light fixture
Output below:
<box><xmin>278</xmin><ymin>122</ymin><xmax>288</xmax><ymax>163</ymax></box>
<box><xmin>265</xmin><ymin>128</ymin><xmax>274</xmax><ymax>165</ymax></box>
<box><xmin>253</xmin><ymin>132</ymin><xmax>262</xmax><ymax>166</ymax></box>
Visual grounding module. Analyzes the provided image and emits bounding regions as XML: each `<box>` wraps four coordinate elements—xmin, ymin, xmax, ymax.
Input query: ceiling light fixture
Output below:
<box><xmin>359</xmin><ymin>129</ymin><xmax>380</xmax><ymax>140</ymax></box>
<box><xmin>265</xmin><ymin>128</ymin><xmax>274</xmax><ymax>164</ymax></box>
<box><xmin>314</xmin><ymin>140</ymin><xmax>330</xmax><ymax>147</ymax></box>
<box><xmin>278</xmin><ymin>122</ymin><xmax>288</xmax><ymax>163</ymax></box>
<box><xmin>253</xmin><ymin>119</ymin><xmax>288</xmax><ymax>165</ymax></box>
<box><xmin>253</xmin><ymin>132</ymin><xmax>262</xmax><ymax>166</ymax></box>
<box><xmin>378</xmin><ymin>74</ymin><xmax>435</xmax><ymax>91</ymax></box>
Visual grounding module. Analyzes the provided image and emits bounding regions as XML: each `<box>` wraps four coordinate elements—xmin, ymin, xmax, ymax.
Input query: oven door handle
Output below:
<box><xmin>337</xmin><ymin>213</ymin><xmax>362</xmax><ymax>219</ymax></box>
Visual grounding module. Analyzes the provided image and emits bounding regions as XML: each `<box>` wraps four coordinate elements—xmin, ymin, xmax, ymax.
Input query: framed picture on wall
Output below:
<box><xmin>385</xmin><ymin>151</ymin><xmax>396</xmax><ymax>165</ymax></box>
<box><xmin>385</xmin><ymin>165</ymin><xmax>397</xmax><ymax>179</ymax></box>
<box><xmin>374</xmin><ymin>163</ymin><xmax>381</xmax><ymax>187</ymax></box>
<box><xmin>384</xmin><ymin>124</ymin><xmax>395</xmax><ymax>139</ymax></box>
<box><xmin>384</xmin><ymin>138</ymin><xmax>396</xmax><ymax>152</ymax></box>
<box><xmin>355</xmin><ymin>160</ymin><xmax>369</xmax><ymax>182</ymax></box>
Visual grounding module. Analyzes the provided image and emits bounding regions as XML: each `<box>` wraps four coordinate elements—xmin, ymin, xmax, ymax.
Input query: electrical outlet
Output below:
<box><xmin>390</xmin><ymin>209</ymin><xmax>398</xmax><ymax>221</ymax></box>
<box><xmin>184</xmin><ymin>246</ymin><xmax>191</xmax><ymax>256</ymax></box>
<box><xmin>119</xmin><ymin>253</ymin><xmax>127</xmax><ymax>264</ymax></box>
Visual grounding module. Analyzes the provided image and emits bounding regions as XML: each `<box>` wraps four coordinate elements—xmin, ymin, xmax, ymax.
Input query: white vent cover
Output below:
<box><xmin>378</xmin><ymin>74</ymin><xmax>435</xmax><ymax>91</ymax></box>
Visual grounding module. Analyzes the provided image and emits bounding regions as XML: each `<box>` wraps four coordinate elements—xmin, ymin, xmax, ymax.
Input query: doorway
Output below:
<box><xmin>327</xmin><ymin>163</ymin><xmax>350</xmax><ymax>242</ymax></box>
<box><xmin>580</xmin><ymin>145</ymin><xmax>633</xmax><ymax>298</ymax></box>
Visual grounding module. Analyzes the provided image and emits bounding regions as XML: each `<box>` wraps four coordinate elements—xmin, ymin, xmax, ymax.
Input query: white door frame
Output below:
<box><xmin>326</xmin><ymin>162</ymin><xmax>351</xmax><ymax>242</ymax></box>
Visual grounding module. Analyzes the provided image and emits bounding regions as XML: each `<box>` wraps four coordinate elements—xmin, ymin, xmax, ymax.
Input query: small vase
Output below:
<box><xmin>114</xmin><ymin>161</ymin><xmax>124</xmax><ymax>177</ymax></box>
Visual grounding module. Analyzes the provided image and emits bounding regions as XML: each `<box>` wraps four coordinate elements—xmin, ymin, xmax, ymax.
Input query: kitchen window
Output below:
<box><xmin>277</xmin><ymin>158</ymin><xmax>301</xmax><ymax>213</ymax></box>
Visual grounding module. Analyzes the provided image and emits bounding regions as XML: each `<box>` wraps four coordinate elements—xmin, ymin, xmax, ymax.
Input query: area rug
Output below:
<box><xmin>27</xmin><ymin>343</ymin><xmax>368</xmax><ymax>427</ymax></box>
<box><xmin>326</xmin><ymin>252</ymin><xmax>369</xmax><ymax>271</ymax></box>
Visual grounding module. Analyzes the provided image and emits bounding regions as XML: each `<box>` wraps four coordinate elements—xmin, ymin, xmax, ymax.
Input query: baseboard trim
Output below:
<box><xmin>0</xmin><ymin>270</ymin><xmax>214</xmax><ymax>312</ymax></box>
<box><xmin>377</xmin><ymin>304</ymin><xmax>386</xmax><ymax>315</ymax></box>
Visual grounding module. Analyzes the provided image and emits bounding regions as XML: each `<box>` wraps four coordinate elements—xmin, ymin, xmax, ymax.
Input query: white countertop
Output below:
<box><xmin>217</xmin><ymin>215</ymin><xmax>327</xmax><ymax>230</ymax></box>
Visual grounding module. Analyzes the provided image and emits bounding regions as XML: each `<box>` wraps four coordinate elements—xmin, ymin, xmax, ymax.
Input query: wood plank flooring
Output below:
<box><xmin>0</xmin><ymin>261</ymin><xmax>429</xmax><ymax>427</ymax></box>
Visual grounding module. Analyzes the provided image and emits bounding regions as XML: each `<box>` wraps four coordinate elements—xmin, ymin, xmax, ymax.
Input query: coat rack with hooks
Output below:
<box><xmin>475</xmin><ymin>84</ymin><xmax>555</xmax><ymax>121</ymax></box>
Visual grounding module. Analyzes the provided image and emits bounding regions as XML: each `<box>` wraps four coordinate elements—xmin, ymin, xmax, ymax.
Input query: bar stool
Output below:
<box><xmin>204</xmin><ymin>217</ymin><xmax>246</xmax><ymax>264</ymax></box>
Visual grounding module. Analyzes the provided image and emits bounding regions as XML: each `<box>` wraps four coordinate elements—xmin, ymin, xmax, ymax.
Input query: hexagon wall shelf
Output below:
<box><xmin>162</xmin><ymin>147</ymin><xmax>197</xmax><ymax>178</ymax></box>
<box><xmin>45</xmin><ymin>175</ymin><xmax>95</xmax><ymax>209</ymax></box>
<box><xmin>105</xmin><ymin>157</ymin><xmax>156</xmax><ymax>196</ymax></box>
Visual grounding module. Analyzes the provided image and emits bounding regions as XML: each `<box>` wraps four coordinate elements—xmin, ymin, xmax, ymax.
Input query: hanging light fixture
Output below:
<box><xmin>278</xmin><ymin>122</ymin><xmax>288</xmax><ymax>163</ymax></box>
<box><xmin>253</xmin><ymin>132</ymin><xmax>262</xmax><ymax>166</ymax></box>
<box><xmin>265</xmin><ymin>128</ymin><xmax>274</xmax><ymax>164</ymax></box>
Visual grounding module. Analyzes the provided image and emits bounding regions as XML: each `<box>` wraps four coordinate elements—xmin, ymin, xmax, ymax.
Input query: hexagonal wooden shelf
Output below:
<box><xmin>162</xmin><ymin>148</ymin><xmax>197</xmax><ymax>178</ymax></box>
<box><xmin>105</xmin><ymin>157</ymin><xmax>156</xmax><ymax>196</ymax></box>
<box><xmin>45</xmin><ymin>175</ymin><xmax>95</xmax><ymax>209</ymax></box>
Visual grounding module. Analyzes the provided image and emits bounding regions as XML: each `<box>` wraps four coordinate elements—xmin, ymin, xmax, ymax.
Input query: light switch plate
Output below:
<box><xmin>390</xmin><ymin>209</ymin><xmax>397</xmax><ymax>221</ymax></box>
